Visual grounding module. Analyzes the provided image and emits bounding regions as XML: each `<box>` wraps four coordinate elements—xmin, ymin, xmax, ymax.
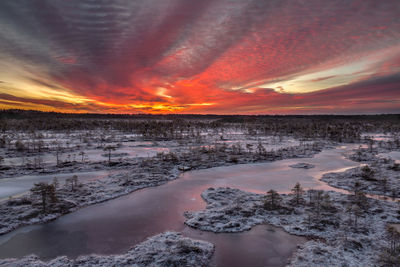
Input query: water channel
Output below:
<box><xmin>0</xmin><ymin>144</ymin><xmax>361</xmax><ymax>266</ymax></box>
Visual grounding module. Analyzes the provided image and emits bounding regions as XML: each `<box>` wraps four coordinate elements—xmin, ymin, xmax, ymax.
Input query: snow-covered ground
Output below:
<box><xmin>0</xmin><ymin>141</ymin><xmax>326</xmax><ymax>235</ymax></box>
<box><xmin>184</xmin><ymin>187</ymin><xmax>400</xmax><ymax>266</ymax></box>
<box><xmin>3</xmin><ymin>143</ymin><xmax>170</xmax><ymax>167</ymax></box>
<box><xmin>378</xmin><ymin>151</ymin><xmax>400</xmax><ymax>164</ymax></box>
<box><xmin>2</xmin><ymin>128</ymin><xmax>399</xmax><ymax>266</ymax></box>
<box><xmin>0</xmin><ymin>170</ymin><xmax>119</xmax><ymax>201</ymax></box>
<box><xmin>361</xmin><ymin>133</ymin><xmax>396</xmax><ymax>142</ymax></box>
<box><xmin>0</xmin><ymin>162</ymin><xmax>178</xmax><ymax>235</ymax></box>
<box><xmin>0</xmin><ymin>232</ymin><xmax>214</xmax><ymax>267</ymax></box>
<box><xmin>0</xmin><ymin>129</ymin><xmax>309</xmax><ymax>179</ymax></box>
<box><xmin>322</xmin><ymin>146</ymin><xmax>400</xmax><ymax>198</ymax></box>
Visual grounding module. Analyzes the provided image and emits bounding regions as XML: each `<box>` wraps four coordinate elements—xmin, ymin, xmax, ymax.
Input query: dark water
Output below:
<box><xmin>184</xmin><ymin>225</ymin><xmax>305</xmax><ymax>267</ymax></box>
<box><xmin>0</xmin><ymin>145</ymin><xmax>359</xmax><ymax>266</ymax></box>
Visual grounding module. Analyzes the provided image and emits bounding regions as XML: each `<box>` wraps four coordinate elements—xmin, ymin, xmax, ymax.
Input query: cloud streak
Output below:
<box><xmin>0</xmin><ymin>0</ymin><xmax>399</xmax><ymax>114</ymax></box>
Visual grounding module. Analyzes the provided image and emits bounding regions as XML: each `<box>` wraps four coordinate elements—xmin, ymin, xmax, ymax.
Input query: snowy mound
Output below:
<box><xmin>289</xmin><ymin>163</ymin><xmax>315</xmax><ymax>169</ymax></box>
<box><xmin>0</xmin><ymin>232</ymin><xmax>214</xmax><ymax>267</ymax></box>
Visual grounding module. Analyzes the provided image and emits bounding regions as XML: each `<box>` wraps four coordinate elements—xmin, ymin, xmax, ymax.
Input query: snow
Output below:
<box><xmin>0</xmin><ymin>129</ymin><xmax>315</xmax><ymax>179</ymax></box>
<box><xmin>5</xmin><ymin>129</ymin><xmax>395</xmax><ymax>265</ymax></box>
<box><xmin>0</xmin><ymin>232</ymin><xmax>214</xmax><ymax>267</ymax></box>
<box><xmin>184</xmin><ymin>187</ymin><xmax>400</xmax><ymax>266</ymax></box>
<box><xmin>322</xmin><ymin>146</ymin><xmax>400</xmax><ymax>198</ymax></box>
<box><xmin>0</xmin><ymin>141</ymin><xmax>326</xmax><ymax>235</ymax></box>
<box><xmin>0</xmin><ymin>163</ymin><xmax>178</xmax><ymax>235</ymax></box>
<box><xmin>378</xmin><ymin>151</ymin><xmax>400</xmax><ymax>164</ymax></box>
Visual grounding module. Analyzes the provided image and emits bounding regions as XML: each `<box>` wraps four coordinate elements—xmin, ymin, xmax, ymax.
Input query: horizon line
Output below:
<box><xmin>1</xmin><ymin>108</ymin><xmax>399</xmax><ymax>117</ymax></box>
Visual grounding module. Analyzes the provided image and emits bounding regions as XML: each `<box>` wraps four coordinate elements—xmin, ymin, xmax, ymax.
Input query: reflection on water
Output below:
<box><xmin>180</xmin><ymin>145</ymin><xmax>359</xmax><ymax>194</ymax></box>
<box><xmin>184</xmin><ymin>225</ymin><xmax>305</xmax><ymax>267</ymax></box>
<box><xmin>0</xmin><ymin>145</ymin><xmax>360</xmax><ymax>266</ymax></box>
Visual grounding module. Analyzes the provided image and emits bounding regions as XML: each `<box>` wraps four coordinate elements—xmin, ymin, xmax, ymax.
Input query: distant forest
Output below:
<box><xmin>1</xmin><ymin>109</ymin><xmax>399</xmax><ymax>121</ymax></box>
<box><xmin>1</xmin><ymin>110</ymin><xmax>399</xmax><ymax>142</ymax></box>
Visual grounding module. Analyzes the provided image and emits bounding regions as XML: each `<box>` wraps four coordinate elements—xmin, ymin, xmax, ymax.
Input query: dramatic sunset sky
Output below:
<box><xmin>0</xmin><ymin>0</ymin><xmax>399</xmax><ymax>114</ymax></box>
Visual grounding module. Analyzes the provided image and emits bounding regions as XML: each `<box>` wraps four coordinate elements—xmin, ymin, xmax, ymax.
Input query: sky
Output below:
<box><xmin>0</xmin><ymin>0</ymin><xmax>399</xmax><ymax>114</ymax></box>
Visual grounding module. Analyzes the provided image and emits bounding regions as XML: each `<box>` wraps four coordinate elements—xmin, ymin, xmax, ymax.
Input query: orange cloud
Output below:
<box><xmin>0</xmin><ymin>0</ymin><xmax>399</xmax><ymax>114</ymax></box>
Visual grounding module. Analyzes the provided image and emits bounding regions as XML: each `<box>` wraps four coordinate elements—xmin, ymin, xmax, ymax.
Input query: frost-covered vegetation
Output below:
<box><xmin>0</xmin><ymin>140</ymin><xmax>326</xmax><ymax>235</ymax></box>
<box><xmin>182</xmin><ymin>137</ymin><xmax>400</xmax><ymax>266</ymax></box>
<box><xmin>185</xmin><ymin>186</ymin><xmax>400</xmax><ymax>266</ymax></box>
<box><xmin>323</xmin><ymin>142</ymin><xmax>400</xmax><ymax>198</ymax></box>
<box><xmin>0</xmin><ymin>232</ymin><xmax>214</xmax><ymax>267</ymax></box>
<box><xmin>1</xmin><ymin>111</ymin><xmax>399</xmax><ymax>175</ymax></box>
<box><xmin>1</xmin><ymin>110</ymin><xmax>400</xmax><ymax>266</ymax></box>
<box><xmin>0</xmin><ymin>166</ymin><xmax>175</xmax><ymax>234</ymax></box>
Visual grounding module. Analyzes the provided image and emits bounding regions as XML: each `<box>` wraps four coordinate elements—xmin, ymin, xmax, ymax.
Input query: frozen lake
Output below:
<box><xmin>0</xmin><ymin>144</ymin><xmax>360</xmax><ymax>266</ymax></box>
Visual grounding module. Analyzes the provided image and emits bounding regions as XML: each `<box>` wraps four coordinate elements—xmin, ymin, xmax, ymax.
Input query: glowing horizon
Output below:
<box><xmin>0</xmin><ymin>0</ymin><xmax>399</xmax><ymax>114</ymax></box>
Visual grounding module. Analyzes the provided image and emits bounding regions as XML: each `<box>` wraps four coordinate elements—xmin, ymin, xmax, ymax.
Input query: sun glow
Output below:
<box><xmin>0</xmin><ymin>0</ymin><xmax>399</xmax><ymax>114</ymax></box>
<box><xmin>258</xmin><ymin>46</ymin><xmax>400</xmax><ymax>94</ymax></box>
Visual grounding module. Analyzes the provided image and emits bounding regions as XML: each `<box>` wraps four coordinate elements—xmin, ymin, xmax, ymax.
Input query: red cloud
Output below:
<box><xmin>0</xmin><ymin>0</ymin><xmax>399</xmax><ymax>114</ymax></box>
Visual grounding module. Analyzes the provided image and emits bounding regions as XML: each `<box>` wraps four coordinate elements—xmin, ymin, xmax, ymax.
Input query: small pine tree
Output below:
<box><xmin>65</xmin><ymin>175</ymin><xmax>79</xmax><ymax>191</ymax></box>
<box><xmin>104</xmin><ymin>145</ymin><xmax>116</xmax><ymax>164</ymax></box>
<box><xmin>256</xmin><ymin>142</ymin><xmax>266</xmax><ymax>157</ymax></box>
<box><xmin>30</xmin><ymin>182</ymin><xmax>58</xmax><ymax>213</ymax></box>
<box><xmin>52</xmin><ymin>177</ymin><xmax>59</xmax><ymax>189</ymax></box>
<box><xmin>72</xmin><ymin>175</ymin><xmax>78</xmax><ymax>188</ymax></box>
<box><xmin>382</xmin><ymin>177</ymin><xmax>388</xmax><ymax>195</ymax></box>
<box><xmin>386</xmin><ymin>226</ymin><xmax>400</xmax><ymax>254</ymax></box>
<box><xmin>352</xmin><ymin>181</ymin><xmax>362</xmax><ymax>196</ymax></box>
<box><xmin>291</xmin><ymin>182</ymin><xmax>305</xmax><ymax>205</ymax></box>
<box><xmin>307</xmin><ymin>189</ymin><xmax>317</xmax><ymax>206</ymax></box>
<box><xmin>79</xmin><ymin>151</ymin><xmax>86</xmax><ymax>162</ymax></box>
<box><xmin>321</xmin><ymin>193</ymin><xmax>334</xmax><ymax>211</ymax></box>
<box><xmin>355</xmin><ymin>190</ymin><xmax>369</xmax><ymax>211</ymax></box>
<box><xmin>352</xmin><ymin>205</ymin><xmax>362</xmax><ymax>229</ymax></box>
<box><xmin>314</xmin><ymin>190</ymin><xmax>324</xmax><ymax>219</ymax></box>
<box><xmin>361</xmin><ymin>165</ymin><xmax>375</xmax><ymax>180</ymax></box>
<box><xmin>264</xmin><ymin>189</ymin><xmax>282</xmax><ymax>210</ymax></box>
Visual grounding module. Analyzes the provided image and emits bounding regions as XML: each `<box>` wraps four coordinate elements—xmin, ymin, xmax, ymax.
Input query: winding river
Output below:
<box><xmin>0</xmin><ymin>144</ymin><xmax>361</xmax><ymax>266</ymax></box>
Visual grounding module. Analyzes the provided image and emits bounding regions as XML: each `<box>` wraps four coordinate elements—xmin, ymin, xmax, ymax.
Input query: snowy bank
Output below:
<box><xmin>0</xmin><ymin>232</ymin><xmax>214</xmax><ymax>267</ymax></box>
<box><xmin>1</xmin><ymin>142</ymin><xmax>326</xmax><ymax>235</ymax></box>
<box><xmin>185</xmin><ymin>187</ymin><xmax>400</xmax><ymax>266</ymax></box>
<box><xmin>323</xmin><ymin>146</ymin><xmax>400</xmax><ymax>198</ymax></box>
